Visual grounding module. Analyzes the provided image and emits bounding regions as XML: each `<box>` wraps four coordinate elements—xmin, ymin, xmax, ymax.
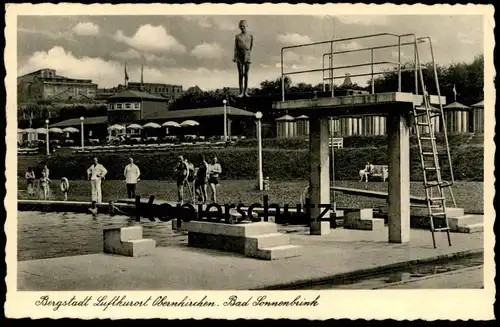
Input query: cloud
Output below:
<box><xmin>19</xmin><ymin>46</ymin><xmax>123</xmax><ymax>87</ymax></box>
<box><xmin>19</xmin><ymin>46</ymin><xmax>231</xmax><ymax>90</ymax></box>
<box><xmin>336</xmin><ymin>41</ymin><xmax>362</xmax><ymax>52</ymax></box>
<box><xmin>73</xmin><ymin>22</ymin><xmax>100</xmax><ymax>36</ymax></box>
<box><xmin>144</xmin><ymin>53</ymin><xmax>177</xmax><ymax>66</ymax></box>
<box><xmin>182</xmin><ymin>16</ymin><xmax>235</xmax><ymax>31</ymax></box>
<box><xmin>277</xmin><ymin>33</ymin><xmax>313</xmax><ymax>45</ymax></box>
<box><xmin>112</xmin><ymin>48</ymin><xmax>141</xmax><ymax>61</ymax></box>
<box><xmin>18</xmin><ymin>27</ymin><xmax>74</xmax><ymax>41</ymax></box>
<box><xmin>114</xmin><ymin>24</ymin><xmax>186</xmax><ymax>54</ymax></box>
<box><xmin>458</xmin><ymin>32</ymin><xmax>474</xmax><ymax>45</ymax></box>
<box><xmin>190</xmin><ymin>42</ymin><xmax>224</xmax><ymax>60</ymax></box>
<box><xmin>336</xmin><ymin>15</ymin><xmax>390</xmax><ymax>26</ymax></box>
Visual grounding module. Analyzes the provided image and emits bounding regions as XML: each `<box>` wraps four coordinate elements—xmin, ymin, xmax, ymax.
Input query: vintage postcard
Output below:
<box><xmin>4</xmin><ymin>3</ymin><xmax>496</xmax><ymax>320</ymax></box>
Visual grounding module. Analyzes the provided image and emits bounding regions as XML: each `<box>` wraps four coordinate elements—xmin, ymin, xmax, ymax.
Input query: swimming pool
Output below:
<box><xmin>17</xmin><ymin>211</ymin><xmax>187</xmax><ymax>261</ymax></box>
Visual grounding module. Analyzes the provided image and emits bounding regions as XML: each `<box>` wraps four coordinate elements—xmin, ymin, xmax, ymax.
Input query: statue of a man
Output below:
<box><xmin>233</xmin><ymin>20</ymin><xmax>253</xmax><ymax>98</ymax></box>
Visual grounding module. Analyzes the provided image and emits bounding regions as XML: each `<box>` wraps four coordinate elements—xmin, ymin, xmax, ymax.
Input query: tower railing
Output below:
<box><xmin>280</xmin><ymin>33</ymin><xmax>424</xmax><ymax>101</ymax></box>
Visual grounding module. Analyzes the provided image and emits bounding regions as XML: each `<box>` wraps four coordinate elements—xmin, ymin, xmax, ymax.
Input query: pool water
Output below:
<box><xmin>286</xmin><ymin>253</ymin><xmax>484</xmax><ymax>289</ymax></box>
<box><xmin>17</xmin><ymin>211</ymin><xmax>187</xmax><ymax>261</ymax></box>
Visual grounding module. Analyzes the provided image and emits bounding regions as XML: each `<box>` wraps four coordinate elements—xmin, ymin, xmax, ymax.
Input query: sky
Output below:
<box><xmin>17</xmin><ymin>15</ymin><xmax>484</xmax><ymax>91</ymax></box>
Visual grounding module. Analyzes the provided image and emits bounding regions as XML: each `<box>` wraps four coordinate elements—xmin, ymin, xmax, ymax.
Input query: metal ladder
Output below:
<box><xmin>412</xmin><ymin>38</ymin><xmax>454</xmax><ymax>248</ymax></box>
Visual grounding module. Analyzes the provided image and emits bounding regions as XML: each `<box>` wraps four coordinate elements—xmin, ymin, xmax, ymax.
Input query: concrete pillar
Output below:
<box><xmin>309</xmin><ymin>117</ymin><xmax>330</xmax><ymax>235</ymax></box>
<box><xmin>387</xmin><ymin>112</ymin><xmax>410</xmax><ymax>243</ymax></box>
<box><xmin>381</xmin><ymin>116</ymin><xmax>386</xmax><ymax>135</ymax></box>
<box><xmin>352</xmin><ymin>118</ymin><xmax>358</xmax><ymax>135</ymax></box>
<box><xmin>357</xmin><ymin>118</ymin><xmax>363</xmax><ymax>135</ymax></box>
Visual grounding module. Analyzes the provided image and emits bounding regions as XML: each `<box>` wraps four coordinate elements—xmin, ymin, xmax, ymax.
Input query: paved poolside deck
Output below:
<box><xmin>18</xmin><ymin>225</ymin><xmax>483</xmax><ymax>291</ymax></box>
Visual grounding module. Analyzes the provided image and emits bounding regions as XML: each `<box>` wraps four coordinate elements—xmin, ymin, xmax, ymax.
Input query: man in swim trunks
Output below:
<box><xmin>174</xmin><ymin>155</ymin><xmax>188</xmax><ymax>203</ymax></box>
<box><xmin>233</xmin><ymin>19</ymin><xmax>253</xmax><ymax>98</ymax></box>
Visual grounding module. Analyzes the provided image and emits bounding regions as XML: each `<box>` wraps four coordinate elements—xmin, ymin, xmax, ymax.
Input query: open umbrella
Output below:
<box><xmin>108</xmin><ymin>124</ymin><xmax>126</xmax><ymax>131</ymax></box>
<box><xmin>143</xmin><ymin>122</ymin><xmax>162</xmax><ymax>128</ymax></box>
<box><xmin>35</xmin><ymin>127</ymin><xmax>47</xmax><ymax>134</ymax></box>
<box><xmin>49</xmin><ymin>127</ymin><xmax>64</xmax><ymax>133</ymax></box>
<box><xmin>180</xmin><ymin>120</ymin><xmax>200</xmax><ymax>127</ymax></box>
<box><xmin>127</xmin><ymin>123</ymin><xmax>143</xmax><ymax>129</ymax></box>
<box><xmin>162</xmin><ymin>121</ymin><xmax>181</xmax><ymax>128</ymax></box>
<box><xmin>24</xmin><ymin>128</ymin><xmax>35</xmax><ymax>133</ymax></box>
<box><xmin>17</xmin><ymin>128</ymin><xmax>24</xmax><ymax>133</ymax></box>
<box><xmin>62</xmin><ymin>127</ymin><xmax>79</xmax><ymax>133</ymax></box>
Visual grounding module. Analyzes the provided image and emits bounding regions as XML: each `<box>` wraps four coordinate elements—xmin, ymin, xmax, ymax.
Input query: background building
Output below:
<box><xmin>127</xmin><ymin>82</ymin><xmax>183</xmax><ymax>100</ymax></box>
<box><xmin>17</xmin><ymin>69</ymin><xmax>97</xmax><ymax>103</ymax></box>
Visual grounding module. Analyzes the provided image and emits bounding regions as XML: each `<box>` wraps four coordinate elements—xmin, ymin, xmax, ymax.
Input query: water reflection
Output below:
<box><xmin>18</xmin><ymin>211</ymin><xmax>186</xmax><ymax>261</ymax></box>
<box><xmin>304</xmin><ymin>254</ymin><xmax>484</xmax><ymax>289</ymax></box>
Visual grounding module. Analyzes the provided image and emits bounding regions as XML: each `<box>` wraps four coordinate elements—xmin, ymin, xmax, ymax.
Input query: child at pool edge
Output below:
<box><xmin>40</xmin><ymin>170</ymin><xmax>52</xmax><ymax>200</ymax></box>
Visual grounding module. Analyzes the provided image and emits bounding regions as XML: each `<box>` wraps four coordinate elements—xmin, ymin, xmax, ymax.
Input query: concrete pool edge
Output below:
<box><xmin>250</xmin><ymin>248</ymin><xmax>484</xmax><ymax>290</ymax></box>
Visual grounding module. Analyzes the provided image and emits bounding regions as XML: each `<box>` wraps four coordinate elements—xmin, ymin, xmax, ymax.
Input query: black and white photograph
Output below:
<box><xmin>5</xmin><ymin>3</ymin><xmax>495</xmax><ymax>320</ymax></box>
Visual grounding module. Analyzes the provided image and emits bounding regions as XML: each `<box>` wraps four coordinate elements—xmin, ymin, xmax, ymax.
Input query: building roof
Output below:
<box><xmin>49</xmin><ymin>116</ymin><xmax>108</xmax><ymax>128</ymax></box>
<box><xmin>471</xmin><ymin>100</ymin><xmax>484</xmax><ymax>108</ymax></box>
<box><xmin>108</xmin><ymin>90</ymin><xmax>168</xmax><ymax>101</ymax></box>
<box><xmin>144</xmin><ymin>106</ymin><xmax>256</xmax><ymax>120</ymax></box>
<box><xmin>48</xmin><ymin>106</ymin><xmax>256</xmax><ymax>128</ymax></box>
<box><xmin>443</xmin><ymin>102</ymin><xmax>470</xmax><ymax>110</ymax></box>
<box><xmin>276</xmin><ymin>115</ymin><xmax>295</xmax><ymax>121</ymax></box>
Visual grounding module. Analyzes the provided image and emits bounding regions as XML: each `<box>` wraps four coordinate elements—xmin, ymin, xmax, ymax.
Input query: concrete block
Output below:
<box><xmin>103</xmin><ymin>226</ymin><xmax>155</xmax><ymax>257</ymax></box>
<box><xmin>184</xmin><ymin>221</ymin><xmax>278</xmax><ymax>237</ymax></box>
<box><xmin>245</xmin><ymin>233</ymin><xmax>290</xmax><ymax>256</ymax></box>
<box><xmin>188</xmin><ymin>232</ymin><xmax>246</xmax><ymax>253</ymax></box>
<box><xmin>310</xmin><ymin>221</ymin><xmax>330</xmax><ymax>235</ymax></box>
<box><xmin>344</xmin><ymin>209</ymin><xmax>373</xmax><ymax>227</ymax></box>
<box><xmin>410</xmin><ymin>206</ymin><xmax>465</xmax><ymax>218</ymax></box>
<box><xmin>331</xmin><ymin>210</ymin><xmax>344</xmax><ymax>218</ymax></box>
<box><xmin>358</xmin><ymin>218</ymin><xmax>385</xmax><ymax>231</ymax></box>
<box><xmin>122</xmin><ymin>239</ymin><xmax>156</xmax><ymax>257</ymax></box>
<box><xmin>256</xmin><ymin>245</ymin><xmax>302</xmax><ymax>260</ymax></box>
<box><xmin>448</xmin><ymin>215</ymin><xmax>483</xmax><ymax>232</ymax></box>
<box><xmin>457</xmin><ymin>223</ymin><xmax>483</xmax><ymax>234</ymax></box>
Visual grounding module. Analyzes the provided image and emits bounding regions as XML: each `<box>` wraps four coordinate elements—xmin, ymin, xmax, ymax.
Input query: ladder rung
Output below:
<box><xmin>421</xmin><ymin>136</ymin><xmax>436</xmax><ymax>140</ymax></box>
<box><xmin>430</xmin><ymin>114</ymin><xmax>442</xmax><ymax>118</ymax></box>
<box><xmin>416</xmin><ymin>122</ymin><xmax>430</xmax><ymax>126</ymax></box>
<box><xmin>424</xmin><ymin>182</ymin><xmax>451</xmax><ymax>188</ymax></box>
<box><xmin>424</xmin><ymin>166</ymin><xmax>439</xmax><ymax>171</ymax></box>
<box><xmin>429</xmin><ymin>197</ymin><xmax>446</xmax><ymax>202</ymax></box>
<box><xmin>422</xmin><ymin>152</ymin><xmax>435</xmax><ymax>156</ymax></box>
<box><xmin>433</xmin><ymin>227</ymin><xmax>450</xmax><ymax>232</ymax></box>
<box><xmin>431</xmin><ymin>212</ymin><xmax>447</xmax><ymax>216</ymax></box>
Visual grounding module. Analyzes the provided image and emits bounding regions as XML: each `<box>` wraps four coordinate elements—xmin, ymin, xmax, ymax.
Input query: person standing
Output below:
<box><xmin>25</xmin><ymin>167</ymin><xmax>36</xmax><ymax>196</ymax></box>
<box><xmin>42</xmin><ymin>164</ymin><xmax>50</xmax><ymax>178</ymax></box>
<box><xmin>195</xmin><ymin>154</ymin><xmax>209</xmax><ymax>204</ymax></box>
<box><xmin>87</xmin><ymin>157</ymin><xmax>108</xmax><ymax>204</ymax></box>
<box><xmin>233</xmin><ymin>20</ymin><xmax>254</xmax><ymax>98</ymax></box>
<box><xmin>174</xmin><ymin>155</ymin><xmax>188</xmax><ymax>203</ymax></box>
<box><xmin>39</xmin><ymin>170</ymin><xmax>52</xmax><ymax>200</ymax></box>
<box><xmin>208</xmin><ymin>156</ymin><xmax>222</xmax><ymax>203</ymax></box>
<box><xmin>124</xmin><ymin>157</ymin><xmax>141</xmax><ymax>199</ymax></box>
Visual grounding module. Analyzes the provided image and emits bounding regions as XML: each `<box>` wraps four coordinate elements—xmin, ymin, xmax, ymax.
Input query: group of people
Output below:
<box><xmin>24</xmin><ymin>154</ymin><xmax>222</xmax><ymax>205</ymax></box>
<box><xmin>174</xmin><ymin>154</ymin><xmax>222</xmax><ymax>204</ymax></box>
<box><xmin>24</xmin><ymin>165</ymin><xmax>52</xmax><ymax>200</ymax></box>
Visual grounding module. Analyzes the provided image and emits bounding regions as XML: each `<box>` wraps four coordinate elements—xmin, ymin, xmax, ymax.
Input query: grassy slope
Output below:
<box><xmin>17</xmin><ymin>179</ymin><xmax>484</xmax><ymax>214</ymax></box>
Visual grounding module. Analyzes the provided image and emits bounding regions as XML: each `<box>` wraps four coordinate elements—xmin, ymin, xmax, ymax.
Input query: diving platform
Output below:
<box><xmin>273</xmin><ymin>90</ymin><xmax>447</xmax><ymax>243</ymax></box>
<box><xmin>273</xmin><ymin>92</ymin><xmax>446</xmax><ymax>117</ymax></box>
